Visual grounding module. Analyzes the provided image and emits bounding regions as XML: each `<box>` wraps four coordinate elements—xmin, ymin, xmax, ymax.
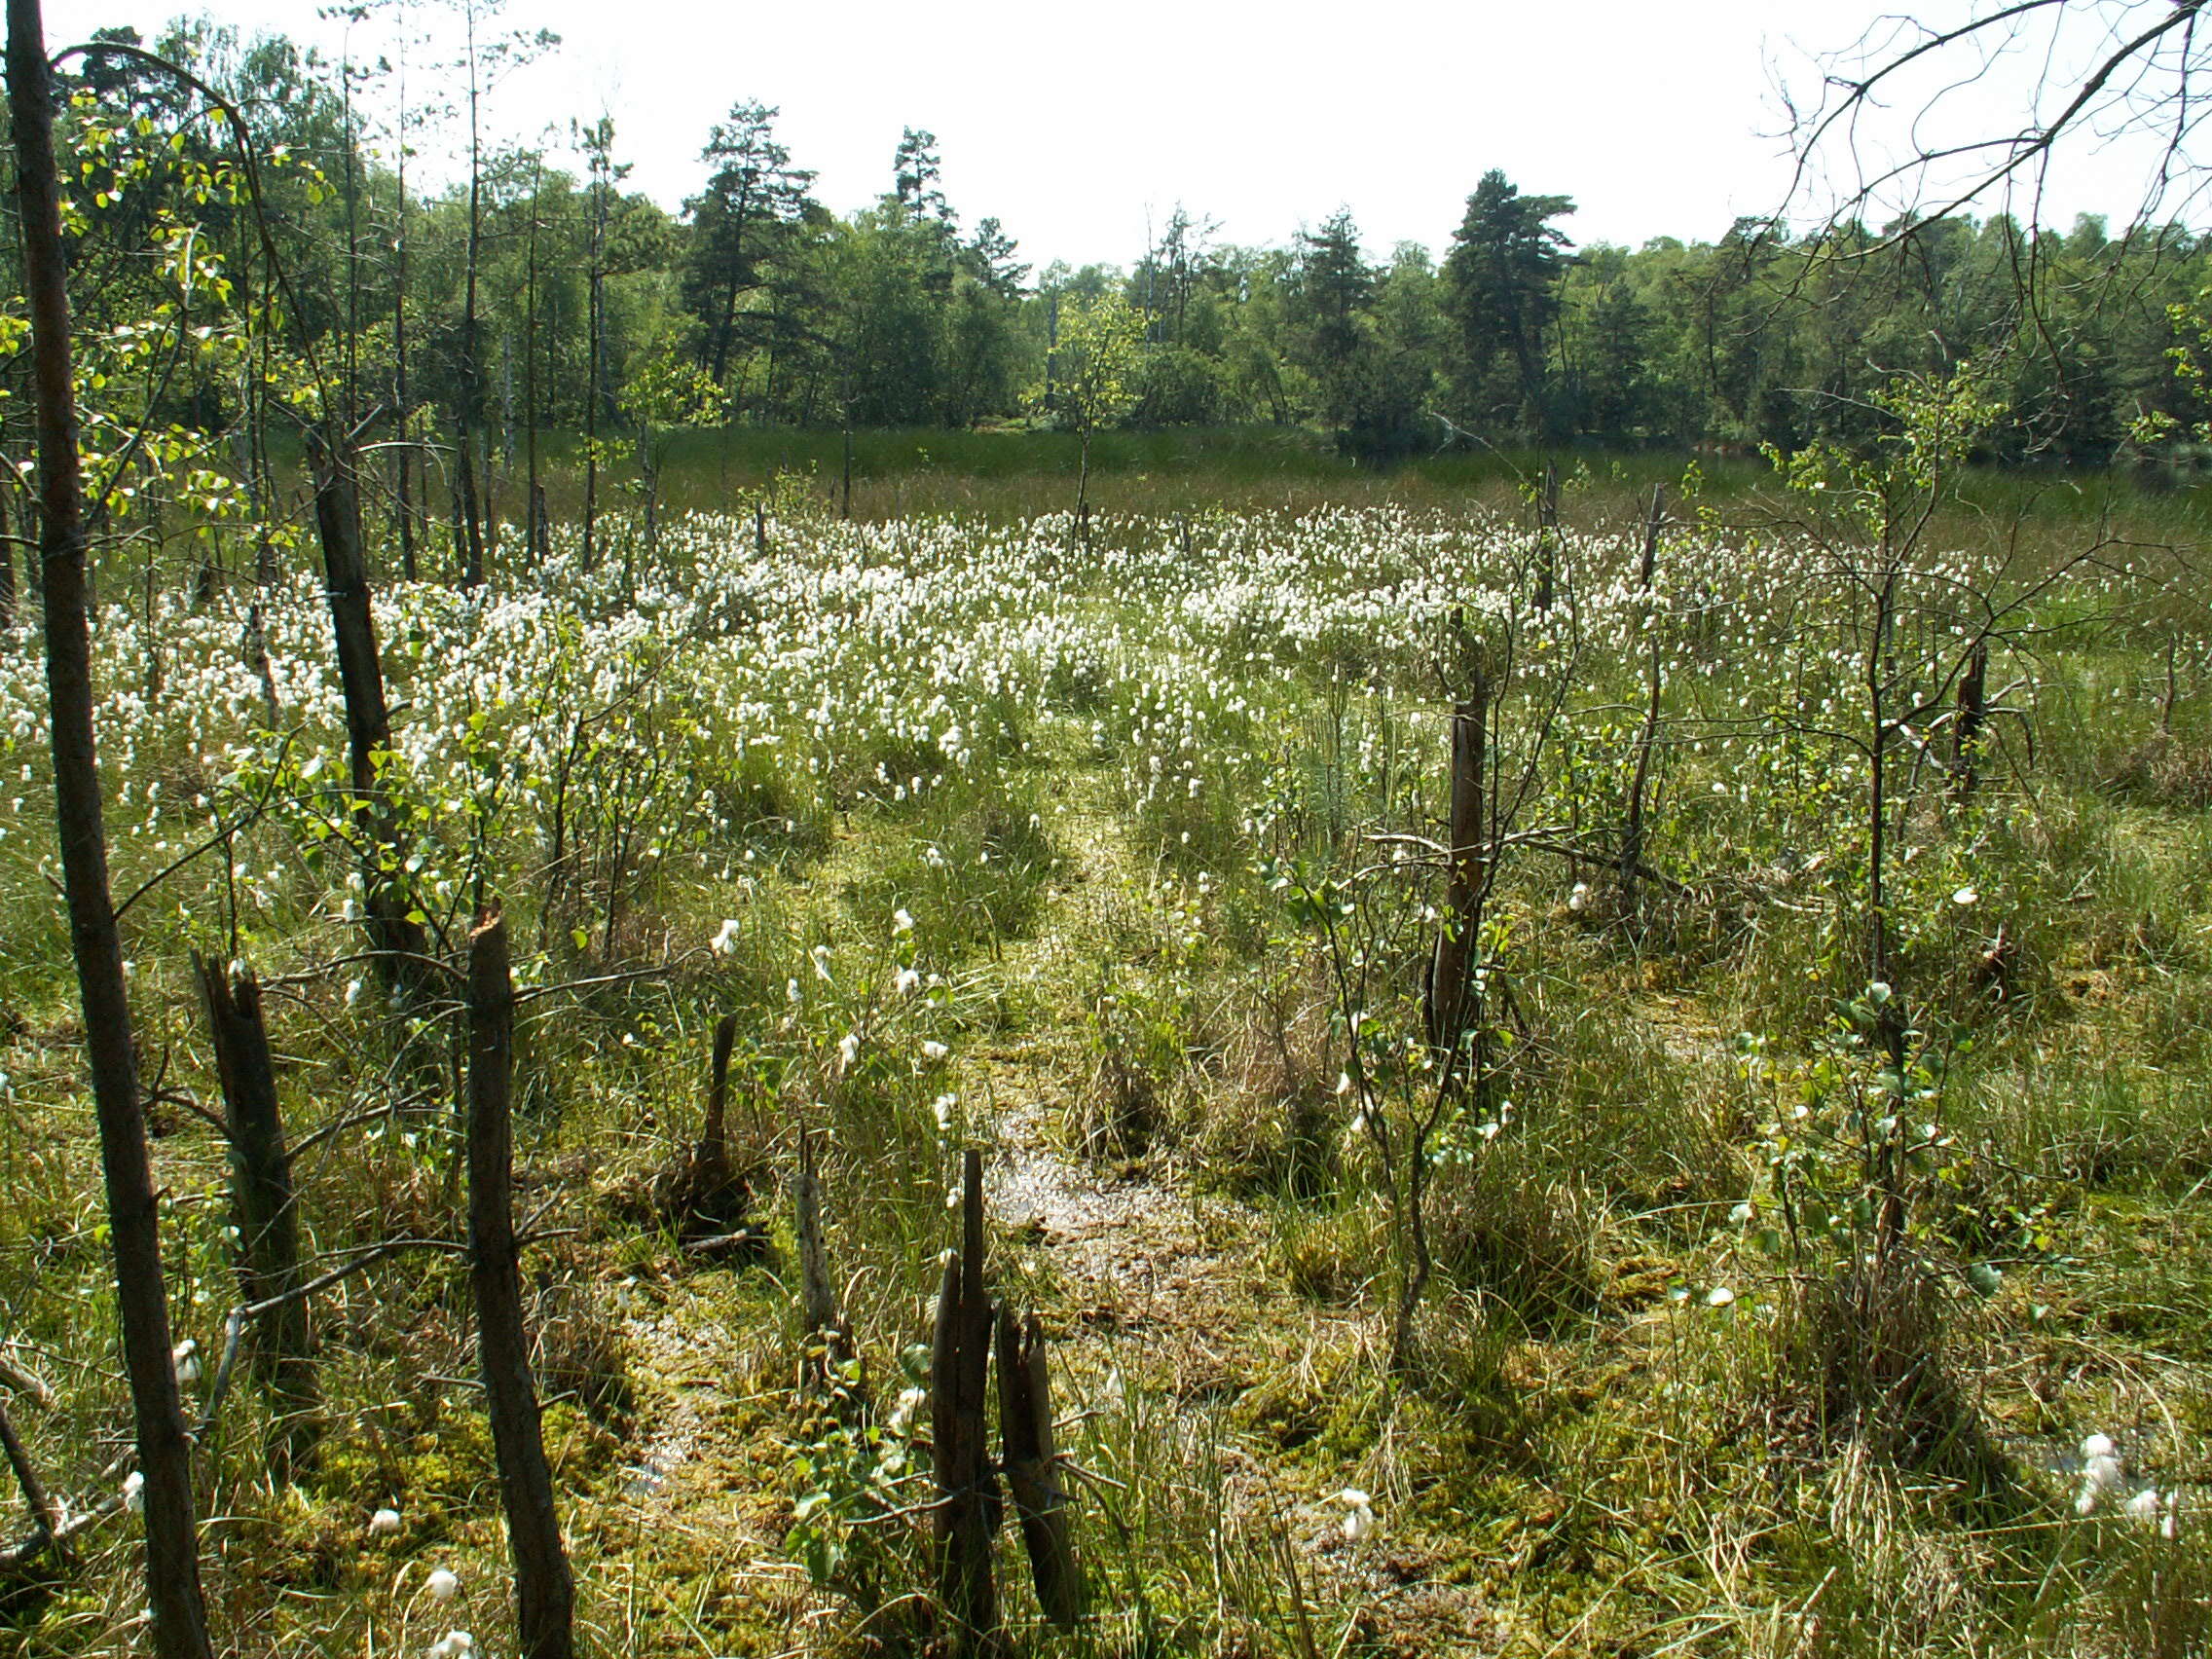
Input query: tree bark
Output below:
<box><xmin>1425</xmin><ymin>666</ymin><xmax>1491</xmax><ymax>1060</ymax></box>
<box><xmin>1533</xmin><ymin>457</ymin><xmax>1559</xmax><ymax>611</ymax></box>
<box><xmin>456</xmin><ymin>415</ymin><xmax>485</xmax><ymax>588</ymax></box>
<box><xmin>793</xmin><ymin>1125</ymin><xmax>852</xmax><ymax>1396</ymax></box>
<box><xmin>996</xmin><ymin>1308</ymin><xmax>1081</xmax><ymax>1630</ymax></box>
<box><xmin>194</xmin><ymin>955</ymin><xmax>318</xmax><ymax>1479</ymax></box>
<box><xmin>1620</xmin><ymin>484</ymin><xmax>1665</xmax><ymax>922</ymax></box>
<box><xmin>930</xmin><ymin>1148</ymin><xmax>998</xmax><ymax>1649</ymax></box>
<box><xmin>467</xmin><ymin>910</ymin><xmax>576</xmax><ymax>1659</ymax></box>
<box><xmin>0</xmin><ymin>1393</ymin><xmax>58</xmax><ymax>1547</ymax></box>
<box><xmin>1954</xmin><ymin>637</ymin><xmax>1989</xmax><ymax>798</ymax></box>
<box><xmin>309</xmin><ymin>430</ymin><xmax>430</xmax><ymax>1001</ymax></box>
<box><xmin>8</xmin><ymin>4</ymin><xmax>214</xmax><ymax>1650</ymax></box>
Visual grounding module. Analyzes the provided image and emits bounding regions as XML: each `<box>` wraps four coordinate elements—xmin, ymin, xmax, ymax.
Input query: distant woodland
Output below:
<box><xmin>6</xmin><ymin>13</ymin><xmax>2210</xmax><ymax>482</ymax></box>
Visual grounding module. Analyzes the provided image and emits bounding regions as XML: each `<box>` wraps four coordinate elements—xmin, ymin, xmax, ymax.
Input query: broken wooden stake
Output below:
<box><xmin>1425</xmin><ymin>640</ymin><xmax>1491</xmax><ymax>1063</ymax></box>
<box><xmin>1954</xmin><ymin>637</ymin><xmax>1990</xmax><ymax>799</ymax></box>
<box><xmin>1533</xmin><ymin>458</ymin><xmax>1559</xmax><ymax>611</ymax></box>
<box><xmin>194</xmin><ymin>953</ymin><xmax>319</xmax><ymax>1480</ymax></box>
<box><xmin>931</xmin><ymin>1148</ymin><xmax>1000</xmax><ymax>1649</ymax></box>
<box><xmin>793</xmin><ymin>1125</ymin><xmax>855</xmax><ymax>1398</ymax></box>
<box><xmin>996</xmin><ymin>1308</ymin><xmax>1082</xmax><ymax>1630</ymax></box>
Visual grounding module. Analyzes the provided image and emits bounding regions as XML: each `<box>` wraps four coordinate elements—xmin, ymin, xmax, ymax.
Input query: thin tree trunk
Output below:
<box><xmin>1425</xmin><ymin>665</ymin><xmax>1491</xmax><ymax>1059</ymax></box>
<box><xmin>466</xmin><ymin>910</ymin><xmax>576</xmax><ymax>1659</ymax></box>
<box><xmin>457</xmin><ymin>415</ymin><xmax>484</xmax><ymax>588</ymax></box>
<box><xmin>0</xmin><ymin>485</ymin><xmax>17</xmax><ymax>627</ymax></box>
<box><xmin>8</xmin><ymin>5</ymin><xmax>213</xmax><ymax>1650</ymax></box>
<box><xmin>309</xmin><ymin>430</ymin><xmax>430</xmax><ymax>1001</ymax></box>
<box><xmin>583</xmin><ymin>168</ymin><xmax>607</xmax><ymax>572</ymax></box>
<box><xmin>524</xmin><ymin>157</ymin><xmax>543</xmax><ymax>565</ymax></box>
<box><xmin>1953</xmin><ymin>637</ymin><xmax>1988</xmax><ymax>798</ymax></box>
<box><xmin>394</xmin><ymin>115</ymin><xmax>418</xmax><ymax>581</ymax></box>
<box><xmin>455</xmin><ymin>18</ymin><xmax>487</xmax><ymax>583</ymax></box>
<box><xmin>1620</xmin><ymin>484</ymin><xmax>1665</xmax><ymax>921</ymax></box>
<box><xmin>1533</xmin><ymin>457</ymin><xmax>1558</xmax><ymax>611</ymax></box>
<box><xmin>1075</xmin><ymin>426</ymin><xmax>1091</xmax><ymax>549</ymax></box>
<box><xmin>194</xmin><ymin>955</ymin><xmax>318</xmax><ymax>1479</ymax></box>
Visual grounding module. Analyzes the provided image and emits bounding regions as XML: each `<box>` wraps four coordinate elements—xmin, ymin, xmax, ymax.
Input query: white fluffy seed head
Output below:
<box><xmin>1337</xmin><ymin>1488</ymin><xmax>1375</xmax><ymax>1542</ymax></box>
<box><xmin>424</xmin><ymin>1567</ymin><xmax>460</xmax><ymax>1602</ymax></box>
<box><xmin>368</xmin><ymin>1507</ymin><xmax>401</xmax><ymax>1536</ymax></box>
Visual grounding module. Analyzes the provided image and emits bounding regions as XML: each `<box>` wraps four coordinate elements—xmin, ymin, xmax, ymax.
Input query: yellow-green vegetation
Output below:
<box><xmin>5</xmin><ymin>463</ymin><xmax>2212</xmax><ymax>1659</ymax></box>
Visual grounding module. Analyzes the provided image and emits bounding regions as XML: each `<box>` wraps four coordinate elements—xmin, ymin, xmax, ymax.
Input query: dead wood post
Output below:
<box><xmin>1424</xmin><ymin>655</ymin><xmax>1491</xmax><ymax>1064</ymax></box>
<box><xmin>1638</xmin><ymin>479</ymin><xmax>1663</xmax><ymax>590</ymax></box>
<box><xmin>9</xmin><ymin>3</ymin><xmax>214</xmax><ymax>1650</ymax></box>
<box><xmin>931</xmin><ymin>1148</ymin><xmax>999</xmax><ymax>1649</ymax></box>
<box><xmin>0</xmin><ymin>489</ymin><xmax>17</xmax><ymax>628</ymax></box>
<box><xmin>1953</xmin><ymin>638</ymin><xmax>1989</xmax><ymax>799</ymax></box>
<box><xmin>699</xmin><ymin>1012</ymin><xmax>736</xmax><ymax>1177</ymax></box>
<box><xmin>308</xmin><ymin>428</ymin><xmax>431</xmax><ymax>1004</ymax></box>
<box><xmin>194</xmin><ymin>954</ymin><xmax>319</xmax><ymax>1479</ymax></box>
<box><xmin>793</xmin><ymin>1125</ymin><xmax>854</xmax><ymax>1397</ymax></box>
<box><xmin>466</xmin><ymin>909</ymin><xmax>576</xmax><ymax>1659</ymax></box>
<box><xmin>1533</xmin><ymin>458</ymin><xmax>1559</xmax><ymax>611</ymax></box>
<box><xmin>754</xmin><ymin>498</ymin><xmax>767</xmax><ymax>561</ymax></box>
<box><xmin>530</xmin><ymin>482</ymin><xmax>551</xmax><ymax>562</ymax></box>
<box><xmin>996</xmin><ymin>1309</ymin><xmax>1082</xmax><ymax>1630</ymax></box>
<box><xmin>456</xmin><ymin>415</ymin><xmax>485</xmax><ymax>588</ymax></box>
<box><xmin>1620</xmin><ymin>483</ymin><xmax>1666</xmax><ymax>923</ymax></box>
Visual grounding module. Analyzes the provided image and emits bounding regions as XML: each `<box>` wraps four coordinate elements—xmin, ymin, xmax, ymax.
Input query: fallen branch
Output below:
<box><xmin>0</xmin><ymin>1352</ymin><xmax>55</xmax><ymax>1409</ymax></box>
<box><xmin>0</xmin><ymin>1393</ymin><xmax>58</xmax><ymax>1545</ymax></box>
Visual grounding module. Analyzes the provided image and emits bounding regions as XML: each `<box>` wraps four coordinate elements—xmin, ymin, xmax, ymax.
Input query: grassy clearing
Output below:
<box><xmin>4</xmin><ymin>471</ymin><xmax>2212</xmax><ymax>1656</ymax></box>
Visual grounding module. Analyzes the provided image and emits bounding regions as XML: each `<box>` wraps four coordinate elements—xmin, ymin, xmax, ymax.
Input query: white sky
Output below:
<box><xmin>36</xmin><ymin>0</ymin><xmax>2209</xmax><ymax>270</ymax></box>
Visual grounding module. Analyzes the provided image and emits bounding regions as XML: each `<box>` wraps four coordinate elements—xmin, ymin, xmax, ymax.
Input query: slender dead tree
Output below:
<box><xmin>467</xmin><ymin>910</ymin><xmax>576</xmax><ymax>1659</ymax></box>
<box><xmin>195</xmin><ymin>956</ymin><xmax>319</xmax><ymax>1479</ymax></box>
<box><xmin>7</xmin><ymin>2</ymin><xmax>214</xmax><ymax>1651</ymax></box>
<box><xmin>308</xmin><ymin>429</ymin><xmax>433</xmax><ymax>1001</ymax></box>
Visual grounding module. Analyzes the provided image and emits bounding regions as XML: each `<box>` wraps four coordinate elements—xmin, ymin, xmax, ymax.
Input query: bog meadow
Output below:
<box><xmin>7</xmin><ymin>2</ymin><xmax>2212</xmax><ymax>1655</ymax></box>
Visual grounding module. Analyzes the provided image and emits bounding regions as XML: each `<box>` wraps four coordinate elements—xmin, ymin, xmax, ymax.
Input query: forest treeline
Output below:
<box><xmin>9</xmin><ymin>12</ymin><xmax>2212</xmax><ymax>493</ymax></box>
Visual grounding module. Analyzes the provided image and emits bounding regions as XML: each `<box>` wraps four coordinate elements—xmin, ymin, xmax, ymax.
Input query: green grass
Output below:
<box><xmin>8</xmin><ymin>484</ymin><xmax>2212</xmax><ymax>1657</ymax></box>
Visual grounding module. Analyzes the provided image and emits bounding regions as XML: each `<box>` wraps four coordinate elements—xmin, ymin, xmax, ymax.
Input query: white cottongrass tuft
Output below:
<box><xmin>424</xmin><ymin>1567</ymin><xmax>461</xmax><ymax>1602</ymax></box>
<box><xmin>2077</xmin><ymin>1433</ymin><xmax>2125</xmax><ymax>1515</ymax></box>
<box><xmin>888</xmin><ymin>1385</ymin><xmax>927</xmax><ymax>1436</ymax></box>
<box><xmin>1338</xmin><ymin>1487</ymin><xmax>1376</xmax><ymax>1543</ymax></box>
<box><xmin>369</xmin><ymin>1506</ymin><xmax>401</xmax><ymax>1536</ymax></box>
<box><xmin>710</xmin><ymin>918</ymin><xmax>741</xmax><ymax>955</ymax></box>
<box><xmin>425</xmin><ymin>1631</ymin><xmax>475</xmax><ymax>1659</ymax></box>
<box><xmin>170</xmin><ymin>1339</ymin><xmax>200</xmax><ymax>1386</ymax></box>
<box><xmin>122</xmin><ymin>1471</ymin><xmax>144</xmax><ymax>1513</ymax></box>
<box><xmin>2123</xmin><ymin>1486</ymin><xmax>2182</xmax><ymax>1537</ymax></box>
